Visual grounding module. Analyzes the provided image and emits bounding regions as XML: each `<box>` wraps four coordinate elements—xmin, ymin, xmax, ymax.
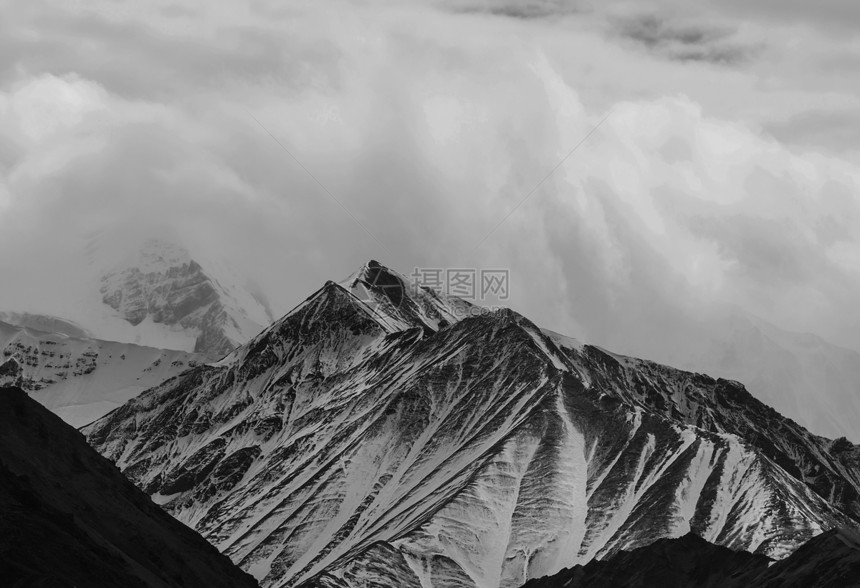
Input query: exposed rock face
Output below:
<box><xmin>0</xmin><ymin>386</ymin><xmax>259</xmax><ymax>588</ymax></box>
<box><xmin>574</xmin><ymin>345</ymin><xmax>860</xmax><ymax>524</ymax></box>
<box><xmin>341</xmin><ymin>259</ymin><xmax>476</xmax><ymax>331</ymax></box>
<box><xmin>102</xmin><ymin>259</ymin><xmax>218</xmax><ymax>327</ymax></box>
<box><xmin>99</xmin><ymin>238</ymin><xmax>272</xmax><ymax>358</ymax></box>
<box><xmin>83</xmin><ymin>261</ymin><xmax>860</xmax><ymax>588</ymax></box>
<box><xmin>0</xmin><ymin>318</ymin><xmax>200</xmax><ymax>427</ymax></box>
<box><xmin>0</xmin><ymin>356</ymin><xmax>22</xmax><ymax>388</ymax></box>
<box><xmin>520</xmin><ymin>527</ymin><xmax>860</xmax><ymax>588</ymax></box>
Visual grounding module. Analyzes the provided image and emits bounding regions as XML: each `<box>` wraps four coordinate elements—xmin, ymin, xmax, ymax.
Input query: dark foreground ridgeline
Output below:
<box><xmin>0</xmin><ymin>386</ymin><xmax>259</xmax><ymax>588</ymax></box>
<box><xmin>521</xmin><ymin>529</ymin><xmax>860</xmax><ymax>588</ymax></box>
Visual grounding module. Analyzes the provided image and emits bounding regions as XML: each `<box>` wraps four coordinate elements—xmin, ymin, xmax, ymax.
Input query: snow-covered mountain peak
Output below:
<box><xmin>215</xmin><ymin>279</ymin><xmax>396</xmax><ymax>372</ymax></box>
<box><xmin>4</xmin><ymin>228</ymin><xmax>275</xmax><ymax>360</ymax></box>
<box><xmin>113</xmin><ymin>237</ymin><xmax>195</xmax><ymax>275</ymax></box>
<box><xmin>94</xmin><ymin>235</ymin><xmax>273</xmax><ymax>358</ymax></box>
<box><xmin>341</xmin><ymin>259</ymin><xmax>475</xmax><ymax>333</ymax></box>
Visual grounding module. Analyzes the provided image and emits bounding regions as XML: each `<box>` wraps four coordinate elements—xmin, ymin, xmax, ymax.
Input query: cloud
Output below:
<box><xmin>705</xmin><ymin>0</ymin><xmax>860</xmax><ymax>33</ymax></box>
<box><xmin>443</xmin><ymin>0</ymin><xmax>589</xmax><ymax>19</ymax></box>
<box><xmin>610</xmin><ymin>13</ymin><xmax>756</xmax><ymax>65</ymax></box>
<box><xmin>2</xmin><ymin>0</ymin><xmax>860</xmax><ymax>361</ymax></box>
<box><xmin>765</xmin><ymin>107</ymin><xmax>860</xmax><ymax>154</ymax></box>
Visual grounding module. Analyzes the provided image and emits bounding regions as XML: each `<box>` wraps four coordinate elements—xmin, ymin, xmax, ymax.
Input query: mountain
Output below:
<box><xmin>0</xmin><ymin>318</ymin><xmax>200</xmax><ymax>427</ymax></box>
<box><xmin>0</xmin><ymin>386</ymin><xmax>259</xmax><ymax>588</ymax></box>
<box><xmin>0</xmin><ymin>234</ymin><xmax>275</xmax><ymax>426</ymax></box>
<box><xmin>602</xmin><ymin>310</ymin><xmax>860</xmax><ymax>443</ymax></box>
<box><xmin>0</xmin><ymin>238</ymin><xmax>271</xmax><ymax>427</ymax></box>
<box><xmin>0</xmin><ymin>311</ymin><xmax>91</xmax><ymax>338</ymax></box>
<box><xmin>2</xmin><ymin>232</ymin><xmax>274</xmax><ymax>360</ymax></box>
<box><xmin>520</xmin><ymin>532</ymin><xmax>772</xmax><ymax>588</ymax></box>
<box><xmin>94</xmin><ymin>236</ymin><xmax>274</xmax><ymax>358</ymax></box>
<box><xmin>339</xmin><ymin>259</ymin><xmax>476</xmax><ymax>331</ymax></box>
<box><xmin>520</xmin><ymin>527</ymin><xmax>860</xmax><ymax>588</ymax></box>
<box><xmin>755</xmin><ymin>526</ymin><xmax>860</xmax><ymax>587</ymax></box>
<box><xmin>83</xmin><ymin>260</ymin><xmax>860</xmax><ymax>588</ymax></box>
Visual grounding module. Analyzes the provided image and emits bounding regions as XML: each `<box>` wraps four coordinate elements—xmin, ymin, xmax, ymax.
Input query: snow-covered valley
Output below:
<box><xmin>0</xmin><ymin>318</ymin><xmax>200</xmax><ymax>427</ymax></box>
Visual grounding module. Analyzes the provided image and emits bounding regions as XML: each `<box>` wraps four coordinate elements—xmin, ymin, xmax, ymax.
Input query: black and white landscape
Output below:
<box><xmin>79</xmin><ymin>261</ymin><xmax>860</xmax><ymax>587</ymax></box>
<box><xmin>3</xmin><ymin>1</ymin><xmax>860</xmax><ymax>587</ymax></box>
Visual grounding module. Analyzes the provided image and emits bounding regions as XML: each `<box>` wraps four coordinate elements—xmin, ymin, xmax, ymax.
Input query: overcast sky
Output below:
<box><xmin>2</xmin><ymin>0</ymin><xmax>860</xmax><ymax>358</ymax></box>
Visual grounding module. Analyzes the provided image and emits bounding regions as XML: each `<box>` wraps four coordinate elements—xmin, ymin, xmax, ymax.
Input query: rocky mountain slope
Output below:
<box><xmin>0</xmin><ymin>386</ymin><xmax>259</xmax><ymax>588</ymax></box>
<box><xmin>0</xmin><ymin>318</ymin><xmax>200</xmax><ymax>427</ymax></box>
<box><xmin>520</xmin><ymin>527</ymin><xmax>860</xmax><ymax>588</ymax></box>
<box><xmin>600</xmin><ymin>310</ymin><xmax>860</xmax><ymax>443</ymax></box>
<box><xmin>83</xmin><ymin>260</ymin><xmax>860</xmax><ymax>588</ymax></box>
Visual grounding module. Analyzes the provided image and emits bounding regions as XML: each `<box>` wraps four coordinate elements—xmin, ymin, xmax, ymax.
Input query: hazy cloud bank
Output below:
<box><xmin>2</xmin><ymin>0</ymin><xmax>860</xmax><ymax>360</ymax></box>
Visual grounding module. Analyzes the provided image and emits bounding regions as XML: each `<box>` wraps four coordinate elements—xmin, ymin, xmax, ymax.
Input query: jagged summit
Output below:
<box><xmin>230</xmin><ymin>258</ymin><xmax>478</xmax><ymax>351</ymax></box>
<box><xmin>216</xmin><ymin>279</ymin><xmax>396</xmax><ymax>374</ymax></box>
<box><xmin>341</xmin><ymin>259</ymin><xmax>474</xmax><ymax>333</ymax></box>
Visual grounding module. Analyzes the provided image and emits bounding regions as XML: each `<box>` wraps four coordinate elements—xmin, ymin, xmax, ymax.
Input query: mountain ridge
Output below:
<box><xmin>519</xmin><ymin>527</ymin><xmax>860</xmax><ymax>588</ymax></box>
<box><xmin>605</xmin><ymin>308</ymin><xmax>860</xmax><ymax>443</ymax></box>
<box><xmin>0</xmin><ymin>386</ymin><xmax>259</xmax><ymax>588</ymax></box>
<box><xmin>83</xmin><ymin>260</ymin><xmax>860</xmax><ymax>588</ymax></box>
<box><xmin>0</xmin><ymin>318</ymin><xmax>201</xmax><ymax>427</ymax></box>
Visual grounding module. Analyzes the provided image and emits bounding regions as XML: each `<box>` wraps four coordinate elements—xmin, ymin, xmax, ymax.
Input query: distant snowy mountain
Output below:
<box><xmin>93</xmin><ymin>236</ymin><xmax>274</xmax><ymax>358</ymax></box>
<box><xmin>0</xmin><ymin>233</ymin><xmax>274</xmax><ymax>425</ymax></box>
<box><xmin>0</xmin><ymin>318</ymin><xmax>200</xmax><ymax>427</ymax></box>
<box><xmin>3</xmin><ymin>231</ymin><xmax>273</xmax><ymax>359</ymax></box>
<box><xmin>0</xmin><ymin>311</ymin><xmax>91</xmax><ymax>338</ymax></box>
<box><xmin>83</xmin><ymin>260</ymin><xmax>860</xmax><ymax>588</ymax></box>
